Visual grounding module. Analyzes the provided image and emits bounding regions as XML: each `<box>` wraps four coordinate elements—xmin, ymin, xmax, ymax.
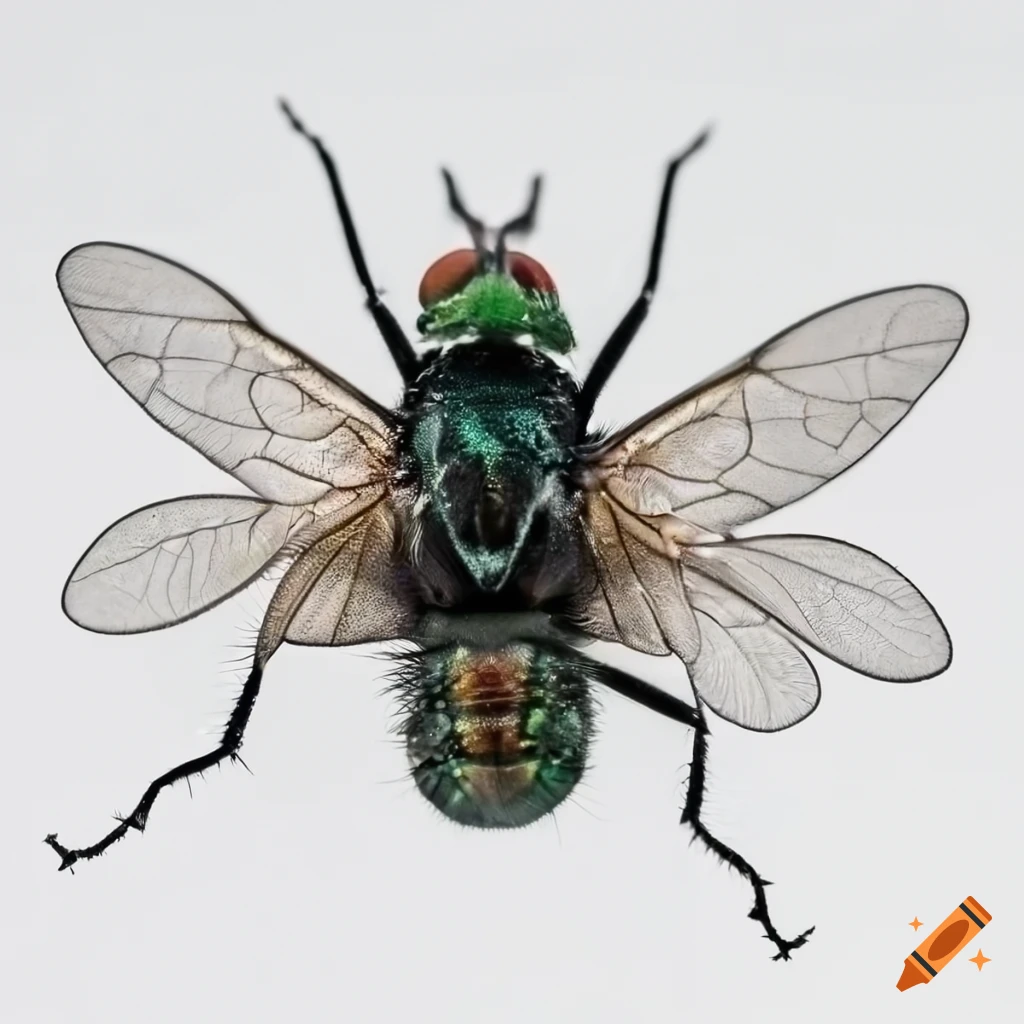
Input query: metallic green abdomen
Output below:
<box><xmin>397</xmin><ymin>642</ymin><xmax>593</xmax><ymax>828</ymax></box>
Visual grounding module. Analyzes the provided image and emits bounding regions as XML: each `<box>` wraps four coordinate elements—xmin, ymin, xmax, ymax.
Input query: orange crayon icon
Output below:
<box><xmin>897</xmin><ymin>896</ymin><xmax>992</xmax><ymax>991</ymax></box>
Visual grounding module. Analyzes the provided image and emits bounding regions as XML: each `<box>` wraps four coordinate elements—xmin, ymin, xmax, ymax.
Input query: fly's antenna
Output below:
<box><xmin>439</xmin><ymin>169</ymin><xmax>543</xmax><ymax>268</ymax></box>
<box><xmin>495</xmin><ymin>175</ymin><xmax>542</xmax><ymax>265</ymax></box>
<box><xmin>440</xmin><ymin>169</ymin><xmax>488</xmax><ymax>254</ymax></box>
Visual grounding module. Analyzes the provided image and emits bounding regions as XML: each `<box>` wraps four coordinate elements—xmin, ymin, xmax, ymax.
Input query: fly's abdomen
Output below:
<box><xmin>395</xmin><ymin>643</ymin><xmax>593</xmax><ymax>828</ymax></box>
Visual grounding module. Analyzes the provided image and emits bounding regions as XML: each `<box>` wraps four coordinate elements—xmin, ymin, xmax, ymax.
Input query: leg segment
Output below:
<box><xmin>682</xmin><ymin>701</ymin><xmax>815</xmax><ymax>960</ymax></box>
<box><xmin>279</xmin><ymin>100</ymin><xmax>419</xmax><ymax>383</ymax></box>
<box><xmin>586</xmin><ymin>653</ymin><xmax>813</xmax><ymax>959</ymax></box>
<box><xmin>45</xmin><ymin>662</ymin><xmax>264</xmax><ymax>872</ymax></box>
<box><xmin>586</xmin><ymin>659</ymin><xmax>703</xmax><ymax>729</ymax></box>
<box><xmin>577</xmin><ymin>127</ymin><xmax>711</xmax><ymax>432</ymax></box>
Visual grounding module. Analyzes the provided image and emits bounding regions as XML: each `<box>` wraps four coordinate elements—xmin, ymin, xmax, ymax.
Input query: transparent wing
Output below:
<box><xmin>63</xmin><ymin>496</ymin><xmax>313</xmax><ymax>634</ymax></box>
<box><xmin>568</xmin><ymin>491</ymin><xmax>699</xmax><ymax>660</ymax></box>
<box><xmin>58</xmin><ymin>243</ymin><xmax>395</xmax><ymax>504</ymax></box>
<box><xmin>586</xmin><ymin>287</ymin><xmax>967</xmax><ymax>534</ymax></box>
<box><xmin>257</xmin><ymin>486</ymin><xmax>417</xmax><ymax>660</ymax></box>
<box><xmin>59</xmin><ymin>244</ymin><xmax>407</xmax><ymax>639</ymax></box>
<box><xmin>686</xmin><ymin>573</ymin><xmax>820</xmax><ymax>732</ymax></box>
<box><xmin>685</xmin><ymin>536</ymin><xmax>950</xmax><ymax>681</ymax></box>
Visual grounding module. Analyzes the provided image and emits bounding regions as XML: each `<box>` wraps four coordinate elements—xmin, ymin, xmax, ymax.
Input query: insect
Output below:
<box><xmin>45</xmin><ymin>102</ymin><xmax>967</xmax><ymax>961</ymax></box>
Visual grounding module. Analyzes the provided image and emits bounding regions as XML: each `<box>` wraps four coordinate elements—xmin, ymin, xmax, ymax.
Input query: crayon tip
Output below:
<box><xmin>897</xmin><ymin>960</ymin><xmax>928</xmax><ymax>992</ymax></box>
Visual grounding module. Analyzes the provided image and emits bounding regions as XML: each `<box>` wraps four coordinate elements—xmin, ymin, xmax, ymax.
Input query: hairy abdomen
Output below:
<box><xmin>394</xmin><ymin>642</ymin><xmax>593</xmax><ymax>828</ymax></box>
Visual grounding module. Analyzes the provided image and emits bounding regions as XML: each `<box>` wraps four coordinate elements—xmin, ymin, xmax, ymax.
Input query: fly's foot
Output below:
<box><xmin>44</xmin><ymin>809</ymin><xmax>142</xmax><ymax>872</ymax></box>
<box><xmin>43</xmin><ymin>834</ymin><xmax>80</xmax><ymax>873</ymax></box>
<box><xmin>767</xmin><ymin>925</ymin><xmax>816</xmax><ymax>961</ymax></box>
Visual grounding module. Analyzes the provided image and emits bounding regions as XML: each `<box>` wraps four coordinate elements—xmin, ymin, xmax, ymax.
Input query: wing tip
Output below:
<box><xmin>898</xmin><ymin>628</ymin><xmax>953</xmax><ymax>682</ymax></box>
<box><xmin>56</xmin><ymin>241</ymin><xmax>132</xmax><ymax>285</ymax></box>
<box><xmin>61</xmin><ymin>584</ymin><xmax>126</xmax><ymax>636</ymax></box>
<box><xmin>911</xmin><ymin>283</ymin><xmax>969</xmax><ymax>342</ymax></box>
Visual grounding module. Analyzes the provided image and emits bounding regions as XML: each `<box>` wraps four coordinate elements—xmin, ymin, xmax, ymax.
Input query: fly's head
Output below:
<box><xmin>415</xmin><ymin>249</ymin><xmax>575</xmax><ymax>355</ymax></box>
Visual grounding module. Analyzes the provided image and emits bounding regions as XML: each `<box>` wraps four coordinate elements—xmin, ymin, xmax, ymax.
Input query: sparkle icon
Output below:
<box><xmin>909</xmin><ymin>917</ymin><xmax>923</xmax><ymax>931</ymax></box>
<box><xmin>968</xmin><ymin>950</ymin><xmax>991</xmax><ymax>971</ymax></box>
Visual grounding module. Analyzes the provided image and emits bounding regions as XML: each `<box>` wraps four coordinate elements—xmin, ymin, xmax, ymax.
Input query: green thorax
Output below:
<box><xmin>404</xmin><ymin>342</ymin><xmax>579</xmax><ymax>594</ymax></box>
<box><xmin>416</xmin><ymin>273</ymin><xmax>575</xmax><ymax>355</ymax></box>
<box><xmin>409</xmin><ymin>342</ymin><xmax>576</xmax><ymax>488</ymax></box>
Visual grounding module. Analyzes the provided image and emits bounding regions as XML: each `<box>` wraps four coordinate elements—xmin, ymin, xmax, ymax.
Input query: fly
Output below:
<box><xmin>45</xmin><ymin>101</ymin><xmax>967</xmax><ymax>961</ymax></box>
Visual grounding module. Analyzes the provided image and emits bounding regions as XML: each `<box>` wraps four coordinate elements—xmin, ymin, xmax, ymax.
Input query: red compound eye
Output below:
<box><xmin>418</xmin><ymin>249</ymin><xmax>479</xmax><ymax>308</ymax></box>
<box><xmin>507</xmin><ymin>252</ymin><xmax>557</xmax><ymax>294</ymax></box>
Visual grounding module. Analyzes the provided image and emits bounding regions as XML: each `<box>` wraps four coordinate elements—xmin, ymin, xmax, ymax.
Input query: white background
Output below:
<box><xmin>2</xmin><ymin>2</ymin><xmax>1019</xmax><ymax>1021</ymax></box>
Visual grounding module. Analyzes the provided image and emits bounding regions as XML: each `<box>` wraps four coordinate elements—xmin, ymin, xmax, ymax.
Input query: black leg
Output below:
<box><xmin>586</xmin><ymin>659</ymin><xmax>703</xmax><ymax>729</ymax></box>
<box><xmin>44</xmin><ymin>663</ymin><xmax>264</xmax><ymax>872</ymax></box>
<box><xmin>279</xmin><ymin>100</ymin><xmax>419</xmax><ymax>383</ymax></box>
<box><xmin>586</xmin><ymin>654</ymin><xmax>813</xmax><ymax>959</ymax></box>
<box><xmin>682</xmin><ymin>701</ymin><xmax>815</xmax><ymax>961</ymax></box>
<box><xmin>577</xmin><ymin>128</ymin><xmax>711</xmax><ymax>433</ymax></box>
